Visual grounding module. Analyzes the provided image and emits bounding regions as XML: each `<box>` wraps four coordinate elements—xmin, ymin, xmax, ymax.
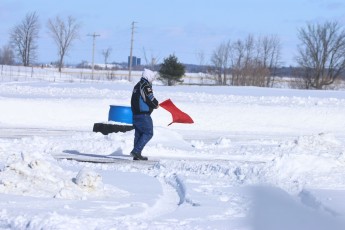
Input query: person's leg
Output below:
<box><xmin>131</xmin><ymin>124</ymin><xmax>141</xmax><ymax>158</ymax></box>
<box><xmin>131</xmin><ymin>116</ymin><xmax>143</xmax><ymax>154</ymax></box>
<box><xmin>131</xmin><ymin>125</ymin><xmax>146</xmax><ymax>160</ymax></box>
<box><xmin>133</xmin><ymin>124</ymin><xmax>141</xmax><ymax>148</ymax></box>
<box><xmin>131</xmin><ymin>115</ymin><xmax>153</xmax><ymax>157</ymax></box>
<box><xmin>138</xmin><ymin>115</ymin><xmax>153</xmax><ymax>150</ymax></box>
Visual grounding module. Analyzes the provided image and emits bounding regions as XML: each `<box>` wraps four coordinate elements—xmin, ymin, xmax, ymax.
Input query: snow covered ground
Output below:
<box><xmin>1</xmin><ymin>77</ymin><xmax>345</xmax><ymax>229</ymax></box>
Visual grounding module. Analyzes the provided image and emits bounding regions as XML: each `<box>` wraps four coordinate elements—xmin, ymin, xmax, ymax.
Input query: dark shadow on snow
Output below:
<box><xmin>62</xmin><ymin>148</ymin><xmax>130</xmax><ymax>159</ymax></box>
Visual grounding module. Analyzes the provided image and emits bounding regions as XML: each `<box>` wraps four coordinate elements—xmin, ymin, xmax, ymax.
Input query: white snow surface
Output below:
<box><xmin>1</xmin><ymin>79</ymin><xmax>345</xmax><ymax>229</ymax></box>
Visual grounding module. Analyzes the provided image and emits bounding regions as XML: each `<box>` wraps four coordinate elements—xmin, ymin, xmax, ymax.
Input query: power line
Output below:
<box><xmin>87</xmin><ymin>32</ymin><xmax>100</xmax><ymax>79</ymax></box>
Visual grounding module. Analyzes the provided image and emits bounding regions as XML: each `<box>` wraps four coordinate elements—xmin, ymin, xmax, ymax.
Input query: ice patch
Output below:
<box><xmin>164</xmin><ymin>173</ymin><xmax>199</xmax><ymax>206</ymax></box>
<box><xmin>165</xmin><ymin>173</ymin><xmax>186</xmax><ymax>205</ymax></box>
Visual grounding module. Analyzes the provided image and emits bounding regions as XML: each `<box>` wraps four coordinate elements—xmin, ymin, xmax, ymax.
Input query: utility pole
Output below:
<box><xmin>128</xmin><ymin>21</ymin><xmax>137</xmax><ymax>82</ymax></box>
<box><xmin>87</xmin><ymin>32</ymin><xmax>100</xmax><ymax>80</ymax></box>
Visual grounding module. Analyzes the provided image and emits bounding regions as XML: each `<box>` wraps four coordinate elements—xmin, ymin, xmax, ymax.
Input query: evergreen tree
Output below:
<box><xmin>158</xmin><ymin>54</ymin><xmax>185</xmax><ymax>86</ymax></box>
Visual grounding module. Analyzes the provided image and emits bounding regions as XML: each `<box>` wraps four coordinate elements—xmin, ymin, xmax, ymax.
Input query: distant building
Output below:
<box><xmin>128</xmin><ymin>56</ymin><xmax>141</xmax><ymax>68</ymax></box>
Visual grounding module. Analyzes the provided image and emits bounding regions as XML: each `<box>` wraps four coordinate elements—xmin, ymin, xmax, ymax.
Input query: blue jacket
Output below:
<box><xmin>131</xmin><ymin>77</ymin><xmax>159</xmax><ymax>115</ymax></box>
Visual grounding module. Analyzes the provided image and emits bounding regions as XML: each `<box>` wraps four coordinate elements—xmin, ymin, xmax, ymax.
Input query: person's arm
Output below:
<box><xmin>142</xmin><ymin>84</ymin><xmax>159</xmax><ymax>109</ymax></box>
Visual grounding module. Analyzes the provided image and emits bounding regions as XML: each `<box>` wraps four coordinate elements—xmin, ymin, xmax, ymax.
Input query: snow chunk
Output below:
<box><xmin>295</xmin><ymin>133</ymin><xmax>342</xmax><ymax>150</ymax></box>
<box><xmin>215</xmin><ymin>137</ymin><xmax>232</xmax><ymax>148</ymax></box>
<box><xmin>75</xmin><ymin>167</ymin><xmax>103</xmax><ymax>190</ymax></box>
<box><xmin>293</xmin><ymin>133</ymin><xmax>343</xmax><ymax>157</ymax></box>
<box><xmin>191</xmin><ymin>137</ymin><xmax>232</xmax><ymax>150</ymax></box>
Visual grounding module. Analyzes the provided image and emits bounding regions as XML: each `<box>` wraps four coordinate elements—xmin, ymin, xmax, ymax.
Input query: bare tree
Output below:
<box><xmin>0</xmin><ymin>44</ymin><xmax>15</xmax><ymax>65</ymax></box>
<box><xmin>296</xmin><ymin>21</ymin><xmax>345</xmax><ymax>89</ymax></box>
<box><xmin>10</xmin><ymin>12</ymin><xmax>40</xmax><ymax>66</ymax></box>
<box><xmin>231</xmin><ymin>39</ymin><xmax>245</xmax><ymax>85</ymax></box>
<box><xmin>211</xmin><ymin>41</ymin><xmax>231</xmax><ymax>85</ymax></box>
<box><xmin>196</xmin><ymin>50</ymin><xmax>207</xmax><ymax>73</ymax></box>
<box><xmin>231</xmin><ymin>35</ymin><xmax>256</xmax><ymax>86</ymax></box>
<box><xmin>102</xmin><ymin>47</ymin><xmax>112</xmax><ymax>69</ymax></box>
<box><xmin>255</xmin><ymin>35</ymin><xmax>281</xmax><ymax>87</ymax></box>
<box><xmin>142</xmin><ymin>47</ymin><xmax>160</xmax><ymax>70</ymax></box>
<box><xmin>196</xmin><ymin>50</ymin><xmax>205</xmax><ymax>66</ymax></box>
<box><xmin>47</xmin><ymin>16</ymin><xmax>81</xmax><ymax>72</ymax></box>
<box><xmin>230</xmin><ymin>34</ymin><xmax>281</xmax><ymax>87</ymax></box>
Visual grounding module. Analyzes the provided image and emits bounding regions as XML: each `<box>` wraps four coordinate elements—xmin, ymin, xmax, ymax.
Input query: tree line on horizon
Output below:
<box><xmin>1</xmin><ymin>11</ymin><xmax>345</xmax><ymax>89</ymax></box>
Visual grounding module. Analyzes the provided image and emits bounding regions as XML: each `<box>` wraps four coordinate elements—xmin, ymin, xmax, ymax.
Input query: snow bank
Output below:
<box><xmin>0</xmin><ymin>150</ymin><xmax>127</xmax><ymax>200</ymax></box>
<box><xmin>258</xmin><ymin>133</ymin><xmax>345</xmax><ymax>193</ymax></box>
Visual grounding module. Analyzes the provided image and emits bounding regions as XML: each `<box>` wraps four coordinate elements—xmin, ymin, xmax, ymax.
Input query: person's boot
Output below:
<box><xmin>131</xmin><ymin>152</ymin><xmax>148</xmax><ymax>161</ymax></box>
<box><xmin>133</xmin><ymin>156</ymin><xmax>148</xmax><ymax>160</ymax></box>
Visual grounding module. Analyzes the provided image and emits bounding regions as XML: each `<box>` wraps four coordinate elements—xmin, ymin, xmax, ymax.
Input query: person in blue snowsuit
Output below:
<box><xmin>130</xmin><ymin>69</ymin><xmax>159</xmax><ymax>160</ymax></box>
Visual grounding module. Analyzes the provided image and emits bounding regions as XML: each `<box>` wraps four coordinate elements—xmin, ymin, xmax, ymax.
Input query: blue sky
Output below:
<box><xmin>1</xmin><ymin>0</ymin><xmax>345</xmax><ymax>66</ymax></box>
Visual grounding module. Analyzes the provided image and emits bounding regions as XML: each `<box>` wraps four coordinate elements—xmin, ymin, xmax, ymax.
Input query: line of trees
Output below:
<box><xmin>2</xmin><ymin>11</ymin><xmax>81</xmax><ymax>72</ymax></box>
<box><xmin>1</xmin><ymin>11</ymin><xmax>345</xmax><ymax>89</ymax></box>
<box><xmin>203</xmin><ymin>20</ymin><xmax>345</xmax><ymax>89</ymax></box>
<box><xmin>209</xmin><ymin>34</ymin><xmax>280</xmax><ymax>87</ymax></box>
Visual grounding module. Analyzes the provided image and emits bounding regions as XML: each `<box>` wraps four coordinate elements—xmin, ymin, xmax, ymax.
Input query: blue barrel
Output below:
<box><xmin>108</xmin><ymin>105</ymin><xmax>133</xmax><ymax>124</ymax></box>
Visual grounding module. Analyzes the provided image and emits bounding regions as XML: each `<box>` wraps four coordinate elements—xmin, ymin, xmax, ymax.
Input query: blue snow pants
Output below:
<box><xmin>131</xmin><ymin>114</ymin><xmax>153</xmax><ymax>154</ymax></box>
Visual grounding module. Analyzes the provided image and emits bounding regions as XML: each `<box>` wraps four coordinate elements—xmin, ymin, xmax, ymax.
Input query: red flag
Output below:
<box><xmin>159</xmin><ymin>99</ymin><xmax>194</xmax><ymax>126</ymax></box>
